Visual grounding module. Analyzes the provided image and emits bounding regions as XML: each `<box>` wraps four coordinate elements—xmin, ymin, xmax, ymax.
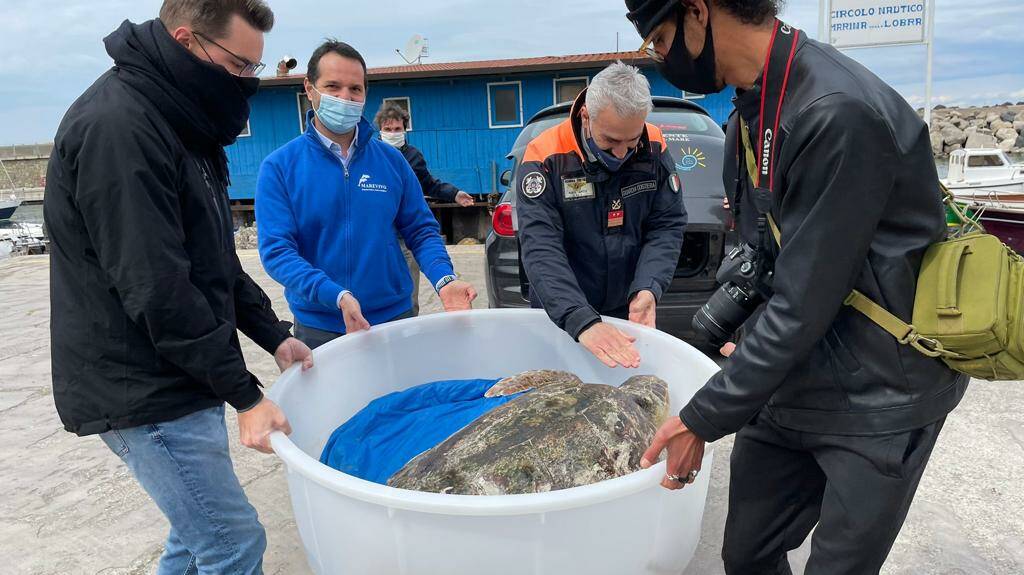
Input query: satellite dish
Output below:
<box><xmin>396</xmin><ymin>34</ymin><xmax>429</xmax><ymax>64</ymax></box>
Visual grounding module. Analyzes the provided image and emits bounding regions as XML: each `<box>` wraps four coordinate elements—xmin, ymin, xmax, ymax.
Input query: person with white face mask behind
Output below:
<box><xmin>375</xmin><ymin>102</ymin><xmax>474</xmax><ymax>208</ymax></box>
<box><xmin>256</xmin><ymin>39</ymin><xmax>478</xmax><ymax>350</ymax></box>
<box><xmin>374</xmin><ymin>101</ymin><xmax>475</xmax><ymax>315</ymax></box>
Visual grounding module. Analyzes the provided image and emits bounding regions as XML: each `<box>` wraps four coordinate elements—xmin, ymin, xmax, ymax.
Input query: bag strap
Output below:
<box><xmin>843</xmin><ymin>291</ymin><xmax>965</xmax><ymax>359</ymax></box>
<box><xmin>941</xmin><ymin>182</ymin><xmax>987</xmax><ymax>235</ymax></box>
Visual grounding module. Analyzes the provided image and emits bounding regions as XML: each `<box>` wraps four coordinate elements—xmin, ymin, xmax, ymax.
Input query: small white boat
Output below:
<box><xmin>1</xmin><ymin>156</ymin><xmax>24</xmax><ymax>220</ymax></box>
<box><xmin>0</xmin><ymin>221</ymin><xmax>47</xmax><ymax>257</ymax></box>
<box><xmin>942</xmin><ymin>148</ymin><xmax>1024</xmax><ymax>201</ymax></box>
<box><xmin>942</xmin><ymin>149</ymin><xmax>1024</xmax><ymax>253</ymax></box>
<box><xmin>0</xmin><ymin>196</ymin><xmax>20</xmax><ymax>221</ymax></box>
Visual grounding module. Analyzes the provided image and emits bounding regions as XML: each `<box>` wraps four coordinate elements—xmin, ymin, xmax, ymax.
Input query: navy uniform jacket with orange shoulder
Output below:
<box><xmin>516</xmin><ymin>90</ymin><xmax>687</xmax><ymax>340</ymax></box>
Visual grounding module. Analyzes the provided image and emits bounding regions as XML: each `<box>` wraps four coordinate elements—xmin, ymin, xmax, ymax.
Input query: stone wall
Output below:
<box><xmin>1</xmin><ymin>158</ymin><xmax>48</xmax><ymax>189</ymax></box>
<box><xmin>0</xmin><ymin>143</ymin><xmax>51</xmax><ymax>190</ymax></box>
<box><xmin>926</xmin><ymin>105</ymin><xmax>1024</xmax><ymax>157</ymax></box>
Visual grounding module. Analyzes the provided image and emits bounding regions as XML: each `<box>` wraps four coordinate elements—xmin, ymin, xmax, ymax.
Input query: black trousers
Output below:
<box><xmin>722</xmin><ymin>410</ymin><xmax>946</xmax><ymax>575</ymax></box>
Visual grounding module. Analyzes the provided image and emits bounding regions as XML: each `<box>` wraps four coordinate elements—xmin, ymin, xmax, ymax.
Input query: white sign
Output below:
<box><xmin>826</xmin><ymin>0</ymin><xmax>927</xmax><ymax>48</ymax></box>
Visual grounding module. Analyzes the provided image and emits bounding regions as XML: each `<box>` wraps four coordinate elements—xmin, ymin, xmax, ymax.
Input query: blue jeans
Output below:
<box><xmin>100</xmin><ymin>406</ymin><xmax>266</xmax><ymax>575</ymax></box>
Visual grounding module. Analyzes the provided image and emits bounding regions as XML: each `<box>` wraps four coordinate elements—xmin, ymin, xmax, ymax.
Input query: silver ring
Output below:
<box><xmin>688</xmin><ymin>469</ymin><xmax>699</xmax><ymax>482</ymax></box>
<box><xmin>666</xmin><ymin>474</ymin><xmax>685</xmax><ymax>484</ymax></box>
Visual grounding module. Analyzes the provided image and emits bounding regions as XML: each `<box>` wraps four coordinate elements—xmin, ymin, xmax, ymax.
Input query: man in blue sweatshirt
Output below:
<box><xmin>257</xmin><ymin>40</ymin><xmax>477</xmax><ymax>348</ymax></box>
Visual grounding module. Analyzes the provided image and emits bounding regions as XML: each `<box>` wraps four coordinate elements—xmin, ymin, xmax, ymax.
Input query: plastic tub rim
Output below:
<box><xmin>267</xmin><ymin>308</ymin><xmax>718</xmax><ymax>517</ymax></box>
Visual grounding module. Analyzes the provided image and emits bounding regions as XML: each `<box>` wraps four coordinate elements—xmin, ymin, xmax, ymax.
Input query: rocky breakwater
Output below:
<box><xmin>927</xmin><ymin>104</ymin><xmax>1024</xmax><ymax>158</ymax></box>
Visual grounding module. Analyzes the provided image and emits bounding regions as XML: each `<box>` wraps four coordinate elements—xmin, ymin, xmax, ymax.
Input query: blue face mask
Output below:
<box><xmin>585</xmin><ymin>121</ymin><xmax>635</xmax><ymax>172</ymax></box>
<box><xmin>312</xmin><ymin>87</ymin><xmax>364</xmax><ymax>134</ymax></box>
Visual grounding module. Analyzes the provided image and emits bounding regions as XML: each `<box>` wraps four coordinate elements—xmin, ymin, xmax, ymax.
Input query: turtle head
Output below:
<box><xmin>619</xmin><ymin>375</ymin><xmax>670</xmax><ymax>423</ymax></box>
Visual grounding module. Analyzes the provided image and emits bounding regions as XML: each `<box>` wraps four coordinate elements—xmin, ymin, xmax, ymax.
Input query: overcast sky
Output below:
<box><xmin>0</xmin><ymin>0</ymin><xmax>1021</xmax><ymax>145</ymax></box>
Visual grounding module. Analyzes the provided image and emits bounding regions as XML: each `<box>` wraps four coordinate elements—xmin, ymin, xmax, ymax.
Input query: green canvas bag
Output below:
<box><xmin>740</xmin><ymin>119</ymin><xmax>1024</xmax><ymax>380</ymax></box>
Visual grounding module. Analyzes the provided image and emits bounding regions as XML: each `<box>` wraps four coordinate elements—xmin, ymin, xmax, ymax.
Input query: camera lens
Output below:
<box><xmin>691</xmin><ymin>282</ymin><xmax>761</xmax><ymax>346</ymax></box>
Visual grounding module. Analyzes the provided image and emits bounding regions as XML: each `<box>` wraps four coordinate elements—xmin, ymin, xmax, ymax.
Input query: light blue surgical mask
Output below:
<box><xmin>312</xmin><ymin>87</ymin><xmax>364</xmax><ymax>135</ymax></box>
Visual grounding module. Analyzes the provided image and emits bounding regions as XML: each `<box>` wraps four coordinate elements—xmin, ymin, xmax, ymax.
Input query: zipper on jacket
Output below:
<box><xmin>194</xmin><ymin>158</ymin><xmax>228</xmax><ymax>251</ymax></box>
<box><xmin>312</xmin><ymin>131</ymin><xmax>361</xmax><ymax>297</ymax></box>
<box><xmin>341</xmin><ymin>142</ymin><xmax>362</xmax><ymax>291</ymax></box>
<box><xmin>343</xmin><ymin>156</ymin><xmax>352</xmax><ymax>291</ymax></box>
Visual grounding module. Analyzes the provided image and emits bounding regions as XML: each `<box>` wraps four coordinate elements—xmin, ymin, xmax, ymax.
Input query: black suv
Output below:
<box><xmin>485</xmin><ymin>97</ymin><xmax>733</xmax><ymax>343</ymax></box>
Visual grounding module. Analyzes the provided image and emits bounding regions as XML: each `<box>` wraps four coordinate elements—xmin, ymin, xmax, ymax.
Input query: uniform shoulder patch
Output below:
<box><xmin>670</xmin><ymin>173</ymin><xmax>681</xmax><ymax>194</ymax></box>
<box><xmin>522</xmin><ymin>172</ymin><xmax>547</xmax><ymax>199</ymax></box>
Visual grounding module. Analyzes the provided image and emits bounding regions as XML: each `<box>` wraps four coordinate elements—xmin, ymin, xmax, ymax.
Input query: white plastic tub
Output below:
<box><xmin>268</xmin><ymin>309</ymin><xmax>720</xmax><ymax>575</ymax></box>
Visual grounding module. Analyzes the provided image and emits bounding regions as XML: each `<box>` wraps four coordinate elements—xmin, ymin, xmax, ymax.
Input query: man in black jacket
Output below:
<box><xmin>374</xmin><ymin>101</ymin><xmax>475</xmax><ymax>315</ymax></box>
<box><xmin>626</xmin><ymin>1</ymin><xmax>968</xmax><ymax>573</ymax></box>
<box><xmin>44</xmin><ymin>2</ymin><xmax>312</xmax><ymax>572</ymax></box>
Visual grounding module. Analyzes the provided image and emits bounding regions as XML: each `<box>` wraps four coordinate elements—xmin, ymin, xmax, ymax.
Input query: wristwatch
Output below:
<box><xmin>434</xmin><ymin>274</ymin><xmax>458</xmax><ymax>293</ymax></box>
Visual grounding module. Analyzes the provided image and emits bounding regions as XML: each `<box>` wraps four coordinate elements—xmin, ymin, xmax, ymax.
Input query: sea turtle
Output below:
<box><xmin>483</xmin><ymin>369</ymin><xmax>584</xmax><ymax>397</ymax></box>
<box><xmin>387</xmin><ymin>373</ymin><xmax>670</xmax><ymax>495</ymax></box>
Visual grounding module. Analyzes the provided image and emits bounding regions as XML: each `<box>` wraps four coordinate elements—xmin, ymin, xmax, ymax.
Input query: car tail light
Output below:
<box><xmin>492</xmin><ymin>202</ymin><xmax>515</xmax><ymax>237</ymax></box>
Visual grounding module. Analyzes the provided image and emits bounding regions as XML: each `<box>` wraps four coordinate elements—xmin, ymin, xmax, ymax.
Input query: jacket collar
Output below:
<box><xmin>104</xmin><ymin>19</ymin><xmax>254</xmax><ymax>155</ymax></box>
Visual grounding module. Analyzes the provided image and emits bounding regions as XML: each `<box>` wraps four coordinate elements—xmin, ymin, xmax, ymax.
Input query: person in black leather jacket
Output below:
<box><xmin>625</xmin><ymin>1</ymin><xmax>968</xmax><ymax>573</ymax></box>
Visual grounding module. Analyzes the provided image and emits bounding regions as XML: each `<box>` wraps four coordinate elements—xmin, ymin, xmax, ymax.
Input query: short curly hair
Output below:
<box><xmin>708</xmin><ymin>0</ymin><xmax>781</xmax><ymax>26</ymax></box>
<box><xmin>374</xmin><ymin>101</ymin><xmax>410</xmax><ymax>130</ymax></box>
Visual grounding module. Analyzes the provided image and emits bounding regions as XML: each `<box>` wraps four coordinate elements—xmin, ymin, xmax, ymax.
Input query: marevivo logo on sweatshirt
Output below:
<box><xmin>358</xmin><ymin>174</ymin><xmax>389</xmax><ymax>193</ymax></box>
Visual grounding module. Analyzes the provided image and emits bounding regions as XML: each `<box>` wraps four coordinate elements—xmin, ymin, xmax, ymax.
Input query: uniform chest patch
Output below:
<box><xmin>522</xmin><ymin>172</ymin><xmax>547</xmax><ymax>199</ymax></box>
<box><xmin>607</xmin><ymin>199</ymin><xmax>624</xmax><ymax>228</ymax></box>
<box><xmin>562</xmin><ymin>177</ymin><xmax>596</xmax><ymax>201</ymax></box>
<box><xmin>621</xmin><ymin>180</ymin><xmax>657</xmax><ymax>198</ymax></box>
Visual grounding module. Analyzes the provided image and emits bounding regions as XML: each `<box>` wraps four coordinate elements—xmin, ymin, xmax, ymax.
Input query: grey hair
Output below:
<box><xmin>585</xmin><ymin>61</ymin><xmax>653</xmax><ymax>120</ymax></box>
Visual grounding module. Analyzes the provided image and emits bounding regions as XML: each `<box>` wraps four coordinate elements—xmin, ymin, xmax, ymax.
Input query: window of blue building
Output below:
<box><xmin>297</xmin><ymin>92</ymin><xmax>313</xmax><ymax>133</ymax></box>
<box><xmin>554</xmin><ymin>76</ymin><xmax>589</xmax><ymax>104</ymax></box>
<box><xmin>487</xmin><ymin>81</ymin><xmax>523</xmax><ymax>129</ymax></box>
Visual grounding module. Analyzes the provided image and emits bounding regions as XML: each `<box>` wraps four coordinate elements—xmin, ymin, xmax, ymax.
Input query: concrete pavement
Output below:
<box><xmin>0</xmin><ymin>248</ymin><xmax>1021</xmax><ymax>574</ymax></box>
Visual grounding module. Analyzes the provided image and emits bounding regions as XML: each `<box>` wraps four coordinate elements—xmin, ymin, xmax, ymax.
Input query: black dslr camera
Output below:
<box><xmin>691</xmin><ymin>242</ymin><xmax>774</xmax><ymax>347</ymax></box>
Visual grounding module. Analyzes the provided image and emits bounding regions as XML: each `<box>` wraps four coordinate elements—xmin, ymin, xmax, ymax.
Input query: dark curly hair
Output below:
<box><xmin>374</xmin><ymin>101</ymin><xmax>410</xmax><ymax>130</ymax></box>
<box><xmin>708</xmin><ymin>0</ymin><xmax>782</xmax><ymax>25</ymax></box>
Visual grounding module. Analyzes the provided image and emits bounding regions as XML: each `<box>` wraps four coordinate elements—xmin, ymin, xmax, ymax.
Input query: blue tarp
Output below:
<box><xmin>319</xmin><ymin>378</ymin><xmax>524</xmax><ymax>484</ymax></box>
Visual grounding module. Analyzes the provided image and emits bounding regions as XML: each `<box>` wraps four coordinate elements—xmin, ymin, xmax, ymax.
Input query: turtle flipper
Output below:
<box><xmin>484</xmin><ymin>370</ymin><xmax>583</xmax><ymax>398</ymax></box>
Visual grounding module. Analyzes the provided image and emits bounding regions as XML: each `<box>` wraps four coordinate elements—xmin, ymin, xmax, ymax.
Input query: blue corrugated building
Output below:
<box><xmin>226</xmin><ymin>51</ymin><xmax>735</xmax><ymax>204</ymax></box>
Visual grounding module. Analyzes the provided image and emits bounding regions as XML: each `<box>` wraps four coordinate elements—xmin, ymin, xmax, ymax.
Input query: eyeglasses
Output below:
<box><xmin>639</xmin><ymin>33</ymin><xmax>664</xmax><ymax>63</ymax></box>
<box><xmin>192</xmin><ymin>31</ymin><xmax>265</xmax><ymax>77</ymax></box>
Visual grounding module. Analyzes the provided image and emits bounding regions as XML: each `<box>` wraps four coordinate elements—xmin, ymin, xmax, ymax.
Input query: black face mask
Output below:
<box><xmin>184</xmin><ymin>55</ymin><xmax>260</xmax><ymax>144</ymax></box>
<box><xmin>234</xmin><ymin>74</ymin><xmax>261</xmax><ymax>100</ymax></box>
<box><xmin>658</xmin><ymin>6</ymin><xmax>720</xmax><ymax>95</ymax></box>
<box><xmin>104</xmin><ymin>19</ymin><xmax>259</xmax><ymax>151</ymax></box>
